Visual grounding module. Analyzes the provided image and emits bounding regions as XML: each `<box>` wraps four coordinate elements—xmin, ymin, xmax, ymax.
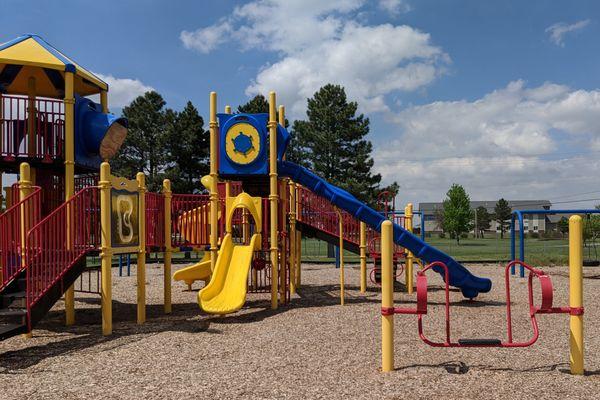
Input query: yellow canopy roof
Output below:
<box><xmin>0</xmin><ymin>34</ymin><xmax>108</xmax><ymax>98</ymax></box>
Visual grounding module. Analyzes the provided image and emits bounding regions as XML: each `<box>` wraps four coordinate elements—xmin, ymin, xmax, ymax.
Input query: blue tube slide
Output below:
<box><xmin>279</xmin><ymin>160</ymin><xmax>492</xmax><ymax>299</ymax></box>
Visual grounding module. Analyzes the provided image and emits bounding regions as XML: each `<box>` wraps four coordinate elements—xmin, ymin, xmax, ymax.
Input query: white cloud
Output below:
<box><xmin>545</xmin><ymin>19</ymin><xmax>590</xmax><ymax>47</ymax></box>
<box><xmin>93</xmin><ymin>73</ymin><xmax>154</xmax><ymax>109</ymax></box>
<box><xmin>180</xmin><ymin>21</ymin><xmax>232</xmax><ymax>53</ymax></box>
<box><xmin>375</xmin><ymin>81</ymin><xmax>600</xmax><ymax>205</ymax></box>
<box><xmin>181</xmin><ymin>0</ymin><xmax>447</xmax><ymax>118</ymax></box>
<box><xmin>247</xmin><ymin>23</ymin><xmax>446</xmax><ymax>116</ymax></box>
<box><xmin>378</xmin><ymin>0</ymin><xmax>411</xmax><ymax>15</ymax></box>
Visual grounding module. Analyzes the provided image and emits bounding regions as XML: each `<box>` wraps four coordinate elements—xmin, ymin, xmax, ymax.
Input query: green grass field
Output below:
<box><xmin>300</xmin><ymin>236</ymin><xmax>600</xmax><ymax>266</ymax></box>
<box><xmin>86</xmin><ymin>237</ymin><xmax>596</xmax><ymax>268</ymax></box>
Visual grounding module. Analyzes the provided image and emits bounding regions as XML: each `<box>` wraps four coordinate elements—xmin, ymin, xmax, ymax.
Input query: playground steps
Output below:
<box><xmin>0</xmin><ymin>256</ymin><xmax>88</xmax><ymax>341</ymax></box>
<box><xmin>0</xmin><ymin>274</ymin><xmax>28</xmax><ymax>340</ymax></box>
<box><xmin>296</xmin><ymin>221</ymin><xmax>360</xmax><ymax>255</ymax></box>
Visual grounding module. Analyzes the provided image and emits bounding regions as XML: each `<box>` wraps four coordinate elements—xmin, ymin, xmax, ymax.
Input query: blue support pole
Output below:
<box><xmin>519</xmin><ymin>213</ymin><xmax>525</xmax><ymax>277</ymax></box>
<box><xmin>127</xmin><ymin>254</ymin><xmax>131</xmax><ymax>276</ymax></box>
<box><xmin>119</xmin><ymin>255</ymin><xmax>123</xmax><ymax>276</ymax></box>
<box><xmin>335</xmin><ymin>246</ymin><xmax>340</xmax><ymax>268</ymax></box>
<box><xmin>510</xmin><ymin>209</ymin><xmax>600</xmax><ymax>277</ymax></box>
<box><xmin>510</xmin><ymin>215</ymin><xmax>516</xmax><ymax>275</ymax></box>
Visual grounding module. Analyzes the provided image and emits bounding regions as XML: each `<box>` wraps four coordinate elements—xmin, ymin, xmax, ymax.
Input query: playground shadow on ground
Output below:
<box><xmin>395</xmin><ymin>360</ymin><xmax>600</xmax><ymax>375</ymax></box>
<box><xmin>205</xmin><ymin>283</ymin><xmax>382</xmax><ymax>326</ymax></box>
<box><xmin>0</xmin><ymin>300</ymin><xmax>221</xmax><ymax>372</ymax></box>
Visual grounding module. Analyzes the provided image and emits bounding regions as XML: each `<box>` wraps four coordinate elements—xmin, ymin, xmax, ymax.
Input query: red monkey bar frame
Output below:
<box><xmin>383</xmin><ymin>261</ymin><xmax>583</xmax><ymax>348</ymax></box>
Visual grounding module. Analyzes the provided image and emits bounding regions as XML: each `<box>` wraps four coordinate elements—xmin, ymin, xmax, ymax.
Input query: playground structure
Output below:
<box><xmin>0</xmin><ymin>66</ymin><xmax>492</xmax><ymax>341</ymax></box>
<box><xmin>0</xmin><ymin>33</ymin><xmax>587</xmax><ymax>379</ymax></box>
<box><xmin>0</xmin><ymin>34</ymin><xmax>128</xmax><ymax>338</ymax></box>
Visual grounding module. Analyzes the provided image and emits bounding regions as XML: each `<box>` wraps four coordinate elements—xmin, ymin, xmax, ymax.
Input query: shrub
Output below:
<box><xmin>438</xmin><ymin>232</ymin><xmax>446</xmax><ymax>238</ymax></box>
<box><xmin>460</xmin><ymin>233</ymin><xmax>468</xmax><ymax>239</ymax></box>
<box><xmin>529</xmin><ymin>232</ymin><xmax>540</xmax><ymax>239</ymax></box>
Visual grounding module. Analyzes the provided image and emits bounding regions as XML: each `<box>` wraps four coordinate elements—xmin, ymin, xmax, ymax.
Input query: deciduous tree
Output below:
<box><xmin>442</xmin><ymin>184</ymin><xmax>473</xmax><ymax>244</ymax></box>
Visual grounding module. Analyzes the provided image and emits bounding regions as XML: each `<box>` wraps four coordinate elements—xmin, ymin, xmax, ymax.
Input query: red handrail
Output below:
<box><xmin>26</xmin><ymin>187</ymin><xmax>100</xmax><ymax>318</ymax></box>
<box><xmin>146</xmin><ymin>192</ymin><xmax>165</xmax><ymax>248</ymax></box>
<box><xmin>296</xmin><ymin>186</ymin><xmax>363</xmax><ymax>246</ymax></box>
<box><xmin>0</xmin><ymin>186</ymin><xmax>42</xmax><ymax>291</ymax></box>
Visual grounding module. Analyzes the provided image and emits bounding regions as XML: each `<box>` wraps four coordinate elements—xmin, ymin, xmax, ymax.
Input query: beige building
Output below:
<box><xmin>419</xmin><ymin>200</ymin><xmax>552</xmax><ymax>235</ymax></box>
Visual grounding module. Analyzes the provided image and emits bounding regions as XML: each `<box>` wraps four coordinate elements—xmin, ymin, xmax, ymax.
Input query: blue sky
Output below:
<box><xmin>2</xmin><ymin>0</ymin><xmax>600</xmax><ymax>207</ymax></box>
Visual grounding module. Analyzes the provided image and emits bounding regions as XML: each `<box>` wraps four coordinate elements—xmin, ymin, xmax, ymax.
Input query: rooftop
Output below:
<box><xmin>419</xmin><ymin>200</ymin><xmax>552</xmax><ymax>213</ymax></box>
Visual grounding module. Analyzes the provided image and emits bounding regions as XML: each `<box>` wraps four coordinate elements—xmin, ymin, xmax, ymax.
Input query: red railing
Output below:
<box><xmin>0</xmin><ymin>186</ymin><xmax>42</xmax><ymax>290</ymax></box>
<box><xmin>296</xmin><ymin>186</ymin><xmax>362</xmax><ymax>246</ymax></box>
<box><xmin>146</xmin><ymin>192</ymin><xmax>165</xmax><ymax>248</ymax></box>
<box><xmin>10</xmin><ymin>182</ymin><xmax>20</xmax><ymax>207</ymax></box>
<box><xmin>1</xmin><ymin>95</ymin><xmax>65</xmax><ymax>162</ymax></box>
<box><xmin>171</xmin><ymin>194</ymin><xmax>210</xmax><ymax>248</ymax></box>
<box><xmin>75</xmin><ymin>174</ymin><xmax>99</xmax><ymax>191</ymax></box>
<box><xmin>26</xmin><ymin>187</ymin><xmax>100</xmax><ymax>312</ymax></box>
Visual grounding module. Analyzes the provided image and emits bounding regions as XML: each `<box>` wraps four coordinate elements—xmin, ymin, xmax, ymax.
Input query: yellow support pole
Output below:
<box><xmin>19</xmin><ymin>163</ymin><xmax>32</xmax><ymax>338</ymax></box>
<box><xmin>405</xmin><ymin>203</ymin><xmax>414</xmax><ymax>294</ymax></box>
<box><xmin>289</xmin><ymin>181</ymin><xmax>296</xmax><ymax>294</ymax></box>
<box><xmin>268</xmin><ymin>92</ymin><xmax>279</xmax><ymax>310</ymax></box>
<box><xmin>163</xmin><ymin>179</ymin><xmax>172</xmax><ymax>313</ymax></box>
<box><xmin>27</xmin><ymin>77</ymin><xmax>36</xmax><ymax>157</ymax></box>
<box><xmin>337</xmin><ymin>209</ymin><xmax>345</xmax><ymax>305</ymax></box>
<box><xmin>100</xmin><ymin>90</ymin><xmax>109</xmax><ymax>114</ymax></box>
<box><xmin>137</xmin><ymin>172</ymin><xmax>146</xmax><ymax>324</ymax></box>
<box><xmin>360</xmin><ymin>222</ymin><xmax>367</xmax><ymax>293</ymax></box>
<box><xmin>569</xmin><ymin>215</ymin><xmax>584</xmax><ymax>375</ymax></box>
<box><xmin>18</xmin><ymin>162</ymin><xmax>32</xmax><ymax>239</ymax></box>
<box><xmin>381</xmin><ymin>220</ymin><xmax>394</xmax><ymax>372</ymax></box>
<box><xmin>209</xmin><ymin>92</ymin><xmax>219</xmax><ymax>270</ymax></box>
<box><xmin>64</xmin><ymin>71</ymin><xmax>76</xmax><ymax>326</ymax></box>
<box><xmin>99</xmin><ymin>162</ymin><xmax>112</xmax><ymax>335</ymax></box>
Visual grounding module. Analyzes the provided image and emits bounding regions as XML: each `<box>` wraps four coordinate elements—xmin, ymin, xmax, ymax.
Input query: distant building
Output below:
<box><xmin>418</xmin><ymin>200</ymin><xmax>552</xmax><ymax>234</ymax></box>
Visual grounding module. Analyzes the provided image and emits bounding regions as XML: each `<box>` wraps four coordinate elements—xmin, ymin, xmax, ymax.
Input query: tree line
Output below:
<box><xmin>437</xmin><ymin>184</ymin><xmax>600</xmax><ymax>245</ymax></box>
<box><xmin>436</xmin><ymin>183</ymin><xmax>513</xmax><ymax>244</ymax></box>
<box><xmin>112</xmin><ymin>84</ymin><xmax>397</xmax><ymax>205</ymax></box>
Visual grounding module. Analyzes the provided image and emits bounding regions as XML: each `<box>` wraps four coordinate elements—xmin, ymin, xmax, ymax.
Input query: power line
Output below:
<box><xmin>548</xmin><ymin>189</ymin><xmax>600</xmax><ymax>201</ymax></box>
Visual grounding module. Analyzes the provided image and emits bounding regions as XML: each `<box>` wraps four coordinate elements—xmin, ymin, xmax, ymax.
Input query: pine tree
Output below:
<box><xmin>237</xmin><ymin>94</ymin><xmax>269</xmax><ymax>114</ymax></box>
<box><xmin>292</xmin><ymin>84</ymin><xmax>381</xmax><ymax>204</ymax></box>
<box><xmin>475</xmin><ymin>206</ymin><xmax>491</xmax><ymax>238</ymax></box>
<box><xmin>112</xmin><ymin>91</ymin><xmax>170</xmax><ymax>191</ymax></box>
<box><xmin>442</xmin><ymin>184</ymin><xmax>473</xmax><ymax>244</ymax></box>
<box><xmin>494</xmin><ymin>198</ymin><xmax>512</xmax><ymax>239</ymax></box>
<box><xmin>164</xmin><ymin>101</ymin><xmax>209</xmax><ymax>193</ymax></box>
